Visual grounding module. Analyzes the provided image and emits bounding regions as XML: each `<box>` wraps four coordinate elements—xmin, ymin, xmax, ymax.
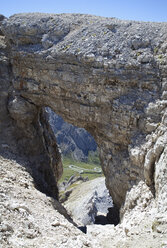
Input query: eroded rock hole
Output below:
<box><xmin>47</xmin><ymin>108</ymin><xmax>119</xmax><ymax>228</ymax></box>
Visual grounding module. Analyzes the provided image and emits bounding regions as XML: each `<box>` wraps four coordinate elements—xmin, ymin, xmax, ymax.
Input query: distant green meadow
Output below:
<box><xmin>59</xmin><ymin>151</ymin><xmax>103</xmax><ymax>182</ymax></box>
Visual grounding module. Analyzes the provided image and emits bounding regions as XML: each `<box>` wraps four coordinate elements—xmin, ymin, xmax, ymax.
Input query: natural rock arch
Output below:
<box><xmin>1</xmin><ymin>13</ymin><xmax>167</xmax><ymax>212</ymax></box>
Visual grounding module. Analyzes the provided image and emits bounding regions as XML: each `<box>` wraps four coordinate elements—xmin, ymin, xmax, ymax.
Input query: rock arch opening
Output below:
<box><xmin>2</xmin><ymin>13</ymin><xmax>166</xmax><ymax>227</ymax></box>
<box><xmin>1</xmin><ymin>13</ymin><xmax>167</xmax><ymax>247</ymax></box>
<box><xmin>46</xmin><ymin>107</ymin><xmax>98</xmax><ymax>163</ymax></box>
<box><xmin>45</xmin><ymin>107</ymin><xmax>120</xmax><ymax>227</ymax></box>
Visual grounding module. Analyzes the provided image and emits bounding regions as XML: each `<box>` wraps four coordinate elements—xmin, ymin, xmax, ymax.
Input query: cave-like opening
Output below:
<box><xmin>46</xmin><ymin>107</ymin><xmax>120</xmax><ymax>228</ymax></box>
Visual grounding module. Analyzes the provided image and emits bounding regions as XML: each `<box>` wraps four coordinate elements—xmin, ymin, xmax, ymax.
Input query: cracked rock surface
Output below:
<box><xmin>0</xmin><ymin>13</ymin><xmax>167</xmax><ymax>247</ymax></box>
<box><xmin>1</xmin><ymin>13</ymin><xmax>167</xmax><ymax>208</ymax></box>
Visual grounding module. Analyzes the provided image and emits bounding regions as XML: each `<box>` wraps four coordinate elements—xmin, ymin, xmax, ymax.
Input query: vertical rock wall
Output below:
<box><xmin>0</xmin><ymin>18</ymin><xmax>63</xmax><ymax>199</ymax></box>
<box><xmin>0</xmin><ymin>16</ymin><xmax>14</xmax><ymax>151</ymax></box>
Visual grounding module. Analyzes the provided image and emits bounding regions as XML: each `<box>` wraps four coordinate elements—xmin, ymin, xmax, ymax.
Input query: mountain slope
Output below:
<box><xmin>47</xmin><ymin>108</ymin><xmax>97</xmax><ymax>162</ymax></box>
<box><xmin>0</xmin><ymin>151</ymin><xmax>99</xmax><ymax>248</ymax></box>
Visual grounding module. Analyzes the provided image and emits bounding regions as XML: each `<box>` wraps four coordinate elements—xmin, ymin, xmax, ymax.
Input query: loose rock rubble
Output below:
<box><xmin>64</xmin><ymin>177</ymin><xmax>113</xmax><ymax>225</ymax></box>
<box><xmin>0</xmin><ymin>152</ymin><xmax>100</xmax><ymax>248</ymax></box>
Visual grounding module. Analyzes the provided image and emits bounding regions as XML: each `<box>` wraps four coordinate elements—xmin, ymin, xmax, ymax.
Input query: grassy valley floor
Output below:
<box><xmin>60</xmin><ymin>154</ymin><xmax>103</xmax><ymax>182</ymax></box>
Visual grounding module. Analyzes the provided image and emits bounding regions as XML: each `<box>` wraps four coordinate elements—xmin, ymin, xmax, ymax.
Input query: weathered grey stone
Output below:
<box><xmin>64</xmin><ymin>177</ymin><xmax>113</xmax><ymax>225</ymax></box>
<box><xmin>0</xmin><ymin>14</ymin><xmax>5</xmax><ymax>35</ymax></box>
<box><xmin>0</xmin><ymin>13</ymin><xmax>167</xmax><ymax>213</ymax></box>
<box><xmin>0</xmin><ymin>153</ymin><xmax>99</xmax><ymax>248</ymax></box>
<box><xmin>0</xmin><ymin>34</ymin><xmax>62</xmax><ymax>200</ymax></box>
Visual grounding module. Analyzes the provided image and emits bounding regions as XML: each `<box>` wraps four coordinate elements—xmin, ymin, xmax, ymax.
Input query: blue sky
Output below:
<box><xmin>1</xmin><ymin>0</ymin><xmax>167</xmax><ymax>22</ymax></box>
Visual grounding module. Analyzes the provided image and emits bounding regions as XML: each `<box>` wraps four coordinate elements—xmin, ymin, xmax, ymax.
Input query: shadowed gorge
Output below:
<box><xmin>0</xmin><ymin>13</ymin><xmax>167</xmax><ymax>220</ymax></box>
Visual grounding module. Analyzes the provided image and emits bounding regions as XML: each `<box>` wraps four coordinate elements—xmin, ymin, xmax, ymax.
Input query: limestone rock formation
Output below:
<box><xmin>0</xmin><ymin>29</ymin><xmax>62</xmax><ymax>200</ymax></box>
<box><xmin>0</xmin><ymin>13</ymin><xmax>167</xmax><ymax>227</ymax></box>
<box><xmin>63</xmin><ymin>177</ymin><xmax>113</xmax><ymax>225</ymax></box>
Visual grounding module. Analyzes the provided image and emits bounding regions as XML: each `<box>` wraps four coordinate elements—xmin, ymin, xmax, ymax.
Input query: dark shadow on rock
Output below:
<box><xmin>0</xmin><ymin>149</ymin><xmax>59</xmax><ymax>200</ymax></box>
<box><xmin>107</xmin><ymin>205</ymin><xmax>120</xmax><ymax>226</ymax></box>
<box><xmin>78</xmin><ymin>226</ymin><xmax>87</xmax><ymax>234</ymax></box>
<box><xmin>95</xmin><ymin>215</ymin><xmax>109</xmax><ymax>225</ymax></box>
<box><xmin>94</xmin><ymin>205</ymin><xmax>120</xmax><ymax>226</ymax></box>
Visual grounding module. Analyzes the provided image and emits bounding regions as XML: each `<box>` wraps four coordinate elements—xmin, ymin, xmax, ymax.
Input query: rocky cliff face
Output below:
<box><xmin>0</xmin><ymin>13</ymin><xmax>167</xmax><ymax>218</ymax></box>
<box><xmin>47</xmin><ymin>108</ymin><xmax>97</xmax><ymax>162</ymax></box>
<box><xmin>0</xmin><ymin>19</ymin><xmax>62</xmax><ymax>199</ymax></box>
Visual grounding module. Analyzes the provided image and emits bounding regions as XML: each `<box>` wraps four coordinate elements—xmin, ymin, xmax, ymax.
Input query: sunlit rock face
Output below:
<box><xmin>47</xmin><ymin>108</ymin><xmax>97</xmax><ymax>162</ymax></box>
<box><xmin>1</xmin><ymin>13</ymin><xmax>167</xmax><ymax>210</ymax></box>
